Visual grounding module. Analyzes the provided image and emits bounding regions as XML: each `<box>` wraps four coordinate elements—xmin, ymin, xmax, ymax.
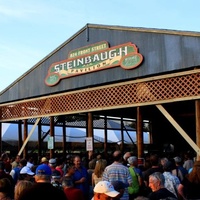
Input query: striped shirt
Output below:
<box><xmin>102</xmin><ymin>162</ymin><xmax>132</xmax><ymax>200</ymax></box>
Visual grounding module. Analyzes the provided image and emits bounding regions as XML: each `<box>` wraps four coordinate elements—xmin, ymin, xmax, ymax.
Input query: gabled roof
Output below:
<box><xmin>2</xmin><ymin>23</ymin><xmax>200</xmax><ymax>95</ymax></box>
<box><xmin>1</xmin><ymin>23</ymin><xmax>200</xmax><ymax>104</ymax></box>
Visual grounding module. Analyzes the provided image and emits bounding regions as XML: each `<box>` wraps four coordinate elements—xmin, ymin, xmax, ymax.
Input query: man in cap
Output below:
<box><xmin>18</xmin><ymin>164</ymin><xmax>67</xmax><ymax>200</ymax></box>
<box><xmin>93</xmin><ymin>180</ymin><xmax>120</xmax><ymax>200</ymax></box>
<box><xmin>49</xmin><ymin>158</ymin><xmax>57</xmax><ymax>172</ymax></box>
<box><xmin>40</xmin><ymin>157</ymin><xmax>49</xmax><ymax>165</ymax></box>
<box><xmin>19</xmin><ymin>166</ymin><xmax>35</xmax><ymax>182</ymax></box>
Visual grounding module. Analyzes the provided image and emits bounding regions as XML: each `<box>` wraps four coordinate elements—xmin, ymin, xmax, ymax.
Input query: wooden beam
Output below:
<box><xmin>156</xmin><ymin>104</ymin><xmax>200</xmax><ymax>156</ymax></box>
<box><xmin>18</xmin><ymin>118</ymin><xmax>41</xmax><ymax>156</ymax></box>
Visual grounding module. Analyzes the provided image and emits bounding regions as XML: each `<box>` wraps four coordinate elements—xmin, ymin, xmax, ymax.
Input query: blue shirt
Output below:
<box><xmin>72</xmin><ymin>166</ymin><xmax>89</xmax><ymax>195</ymax></box>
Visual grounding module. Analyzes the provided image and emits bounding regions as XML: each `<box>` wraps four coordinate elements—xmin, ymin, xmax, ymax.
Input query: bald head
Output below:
<box><xmin>113</xmin><ymin>151</ymin><xmax>122</xmax><ymax>162</ymax></box>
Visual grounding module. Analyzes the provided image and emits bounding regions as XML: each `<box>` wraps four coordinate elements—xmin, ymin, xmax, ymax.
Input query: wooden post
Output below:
<box><xmin>62</xmin><ymin>119</ymin><xmax>66</xmax><ymax>158</ymax></box>
<box><xmin>195</xmin><ymin>100</ymin><xmax>200</xmax><ymax>161</ymax></box>
<box><xmin>0</xmin><ymin>123</ymin><xmax>2</xmax><ymax>155</ymax></box>
<box><xmin>23</xmin><ymin>119</ymin><xmax>28</xmax><ymax>159</ymax></box>
<box><xmin>50</xmin><ymin>116</ymin><xmax>54</xmax><ymax>158</ymax></box>
<box><xmin>137</xmin><ymin>107</ymin><xmax>144</xmax><ymax>158</ymax></box>
<box><xmin>87</xmin><ymin>113</ymin><xmax>93</xmax><ymax>160</ymax></box>
<box><xmin>104</xmin><ymin>116</ymin><xmax>108</xmax><ymax>159</ymax></box>
<box><xmin>18</xmin><ymin>121</ymin><xmax>22</xmax><ymax>152</ymax></box>
<box><xmin>120</xmin><ymin>117</ymin><xmax>124</xmax><ymax>153</ymax></box>
<box><xmin>38</xmin><ymin>120</ymin><xmax>42</xmax><ymax>159</ymax></box>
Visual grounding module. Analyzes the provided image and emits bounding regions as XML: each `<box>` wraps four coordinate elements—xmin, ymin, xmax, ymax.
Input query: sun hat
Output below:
<box><xmin>36</xmin><ymin>164</ymin><xmax>52</xmax><ymax>176</ymax></box>
<box><xmin>127</xmin><ymin>156</ymin><xmax>137</xmax><ymax>164</ymax></box>
<box><xmin>94</xmin><ymin>181</ymin><xmax>119</xmax><ymax>197</ymax></box>
<box><xmin>20</xmin><ymin>166</ymin><xmax>35</xmax><ymax>175</ymax></box>
<box><xmin>41</xmin><ymin>157</ymin><xmax>48</xmax><ymax>163</ymax></box>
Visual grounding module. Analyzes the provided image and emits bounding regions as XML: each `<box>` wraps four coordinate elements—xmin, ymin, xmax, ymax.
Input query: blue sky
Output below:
<box><xmin>1</xmin><ymin>0</ymin><xmax>200</xmax><ymax>92</ymax></box>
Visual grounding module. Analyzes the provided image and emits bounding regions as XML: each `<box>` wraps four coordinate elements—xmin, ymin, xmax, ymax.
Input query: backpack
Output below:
<box><xmin>128</xmin><ymin>167</ymin><xmax>140</xmax><ymax>194</ymax></box>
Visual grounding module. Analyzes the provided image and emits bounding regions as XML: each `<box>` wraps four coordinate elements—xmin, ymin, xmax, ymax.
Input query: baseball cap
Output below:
<box><xmin>49</xmin><ymin>158</ymin><xmax>56</xmax><ymax>165</ymax></box>
<box><xmin>41</xmin><ymin>157</ymin><xmax>48</xmax><ymax>163</ymax></box>
<box><xmin>94</xmin><ymin>181</ymin><xmax>119</xmax><ymax>197</ymax></box>
<box><xmin>20</xmin><ymin>166</ymin><xmax>35</xmax><ymax>175</ymax></box>
<box><xmin>127</xmin><ymin>156</ymin><xmax>137</xmax><ymax>164</ymax></box>
<box><xmin>36</xmin><ymin>164</ymin><xmax>52</xmax><ymax>176</ymax></box>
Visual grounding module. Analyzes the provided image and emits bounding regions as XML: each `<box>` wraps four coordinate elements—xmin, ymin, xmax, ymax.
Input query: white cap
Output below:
<box><xmin>94</xmin><ymin>181</ymin><xmax>119</xmax><ymax>197</ymax></box>
<box><xmin>49</xmin><ymin>158</ymin><xmax>56</xmax><ymax>165</ymax></box>
<box><xmin>20</xmin><ymin>166</ymin><xmax>35</xmax><ymax>175</ymax></box>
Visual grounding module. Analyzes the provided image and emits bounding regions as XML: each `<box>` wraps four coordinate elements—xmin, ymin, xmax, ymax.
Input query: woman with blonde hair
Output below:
<box><xmin>14</xmin><ymin>180</ymin><xmax>33</xmax><ymax>200</ymax></box>
<box><xmin>92</xmin><ymin>159</ymin><xmax>107</xmax><ymax>187</ymax></box>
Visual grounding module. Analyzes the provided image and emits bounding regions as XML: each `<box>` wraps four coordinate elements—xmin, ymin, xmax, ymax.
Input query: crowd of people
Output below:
<box><xmin>0</xmin><ymin>150</ymin><xmax>199</xmax><ymax>200</ymax></box>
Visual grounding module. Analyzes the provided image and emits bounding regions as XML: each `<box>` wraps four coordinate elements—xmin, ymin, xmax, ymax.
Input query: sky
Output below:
<box><xmin>1</xmin><ymin>0</ymin><xmax>200</xmax><ymax>93</ymax></box>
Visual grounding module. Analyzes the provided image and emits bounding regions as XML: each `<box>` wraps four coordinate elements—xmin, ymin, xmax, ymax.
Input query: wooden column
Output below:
<box><xmin>0</xmin><ymin>123</ymin><xmax>2</xmax><ymax>155</ymax></box>
<box><xmin>62</xmin><ymin>119</ymin><xmax>66</xmax><ymax>158</ymax></box>
<box><xmin>23</xmin><ymin>119</ymin><xmax>28</xmax><ymax>159</ymax></box>
<box><xmin>50</xmin><ymin>116</ymin><xmax>55</xmax><ymax>158</ymax></box>
<box><xmin>87</xmin><ymin>113</ymin><xmax>93</xmax><ymax>160</ymax></box>
<box><xmin>38</xmin><ymin>120</ymin><xmax>42</xmax><ymax>159</ymax></box>
<box><xmin>120</xmin><ymin>118</ymin><xmax>124</xmax><ymax>153</ymax></box>
<box><xmin>137</xmin><ymin>107</ymin><xmax>144</xmax><ymax>158</ymax></box>
<box><xmin>18</xmin><ymin>120</ymin><xmax>23</xmax><ymax>152</ymax></box>
<box><xmin>196</xmin><ymin>100</ymin><xmax>200</xmax><ymax>161</ymax></box>
<box><xmin>104</xmin><ymin>116</ymin><xmax>108</xmax><ymax>159</ymax></box>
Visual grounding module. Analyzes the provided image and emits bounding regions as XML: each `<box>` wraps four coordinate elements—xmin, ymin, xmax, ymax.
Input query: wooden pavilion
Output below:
<box><xmin>0</xmin><ymin>24</ymin><xmax>200</xmax><ymax>161</ymax></box>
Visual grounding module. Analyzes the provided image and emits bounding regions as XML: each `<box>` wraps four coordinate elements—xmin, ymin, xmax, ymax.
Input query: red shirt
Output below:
<box><xmin>63</xmin><ymin>187</ymin><xmax>85</xmax><ymax>200</ymax></box>
<box><xmin>55</xmin><ymin>167</ymin><xmax>64</xmax><ymax>177</ymax></box>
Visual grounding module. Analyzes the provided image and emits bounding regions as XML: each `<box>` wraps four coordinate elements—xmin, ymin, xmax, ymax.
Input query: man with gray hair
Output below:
<box><xmin>127</xmin><ymin>156</ymin><xmax>143</xmax><ymax>199</ymax></box>
<box><xmin>148</xmin><ymin>172</ymin><xmax>177</xmax><ymax>200</ymax></box>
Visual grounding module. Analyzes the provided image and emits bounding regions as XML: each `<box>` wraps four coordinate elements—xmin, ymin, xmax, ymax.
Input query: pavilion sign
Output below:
<box><xmin>45</xmin><ymin>41</ymin><xmax>143</xmax><ymax>86</ymax></box>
